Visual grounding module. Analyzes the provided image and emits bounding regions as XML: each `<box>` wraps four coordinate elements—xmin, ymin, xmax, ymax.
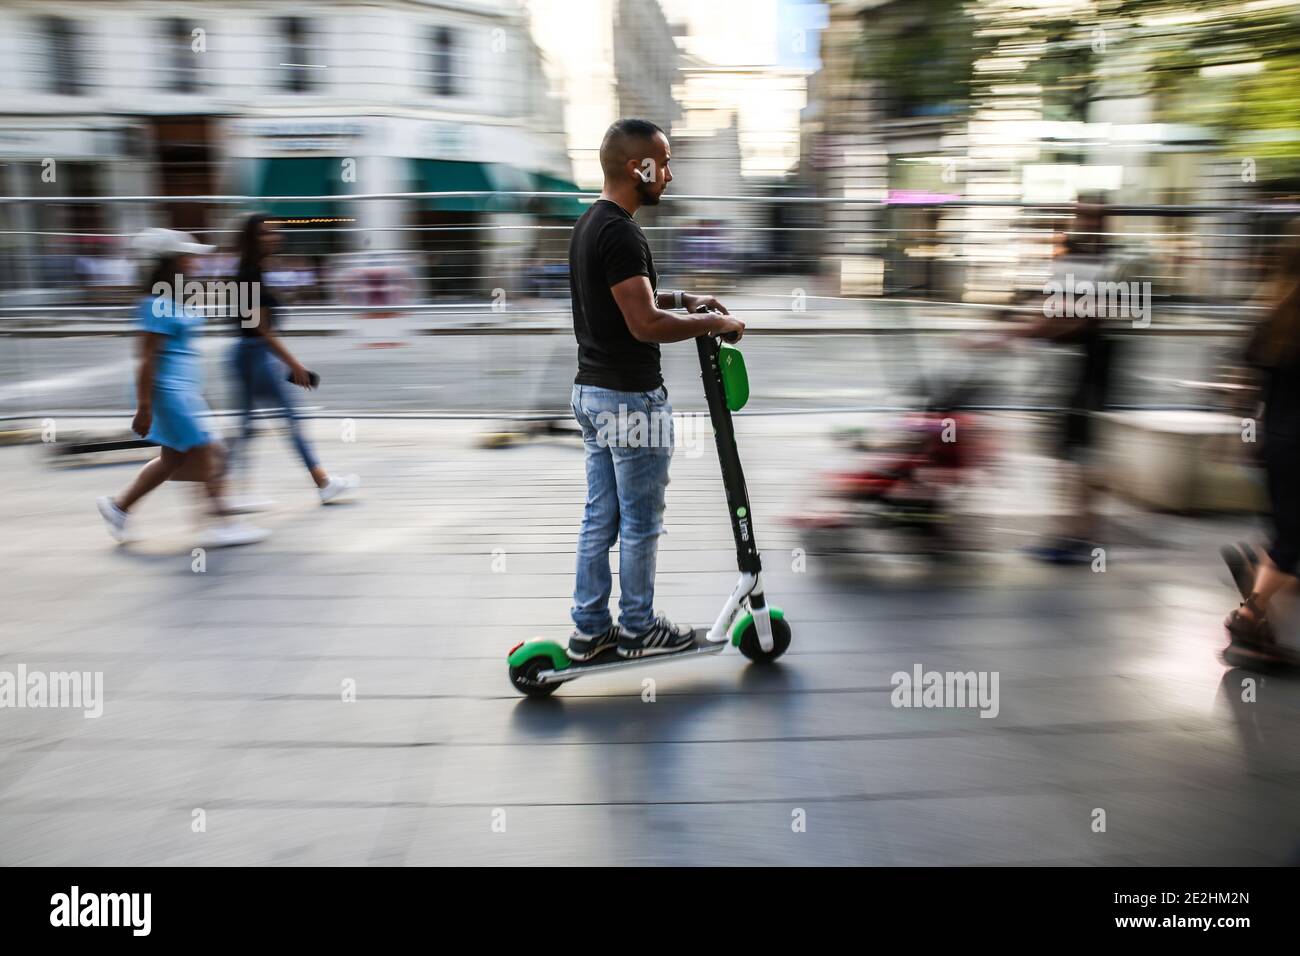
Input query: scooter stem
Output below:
<box><xmin>696</xmin><ymin>334</ymin><xmax>762</xmax><ymax>576</ymax></box>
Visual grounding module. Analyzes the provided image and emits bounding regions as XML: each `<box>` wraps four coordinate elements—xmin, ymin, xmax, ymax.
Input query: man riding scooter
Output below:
<box><xmin>565</xmin><ymin>118</ymin><xmax>745</xmax><ymax>662</ymax></box>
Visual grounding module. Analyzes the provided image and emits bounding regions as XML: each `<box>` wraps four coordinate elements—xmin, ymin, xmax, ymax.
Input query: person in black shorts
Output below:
<box><xmin>1223</xmin><ymin>221</ymin><xmax>1300</xmax><ymax>665</ymax></box>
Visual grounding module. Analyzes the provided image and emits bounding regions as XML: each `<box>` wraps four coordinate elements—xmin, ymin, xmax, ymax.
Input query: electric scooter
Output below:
<box><xmin>506</xmin><ymin>324</ymin><xmax>792</xmax><ymax>697</ymax></box>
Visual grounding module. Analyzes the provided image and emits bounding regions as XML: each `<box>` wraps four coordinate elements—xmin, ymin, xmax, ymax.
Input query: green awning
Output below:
<box><xmin>253</xmin><ymin>157</ymin><xmax>346</xmax><ymax>220</ymax></box>
<box><xmin>487</xmin><ymin>163</ymin><xmax>535</xmax><ymax>204</ymax></box>
<box><xmin>410</xmin><ymin>159</ymin><xmax>498</xmax><ymax>212</ymax></box>
<box><xmin>409</xmin><ymin>160</ymin><xmax>586</xmax><ymax>215</ymax></box>
<box><xmin>531</xmin><ymin>173</ymin><xmax>587</xmax><ymax>219</ymax></box>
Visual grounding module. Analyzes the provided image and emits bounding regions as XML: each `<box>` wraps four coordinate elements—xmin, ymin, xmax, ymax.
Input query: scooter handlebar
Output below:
<box><xmin>693</xmin><ymin>304</ymin><xmax>741</xmax><ymax>343</ymax></box>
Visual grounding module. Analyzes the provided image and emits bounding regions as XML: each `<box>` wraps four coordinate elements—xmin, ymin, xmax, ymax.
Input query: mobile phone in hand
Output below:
<box><xmin>287</xmin><ymin>369</ymin><xmax>321</xmax><ymax>388</ymax></box>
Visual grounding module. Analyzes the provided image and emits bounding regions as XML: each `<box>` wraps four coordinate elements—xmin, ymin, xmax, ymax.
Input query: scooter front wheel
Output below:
<box><xmin>736</xmin><ymin>616</ymin><xmax>791</xmax><ymax>664</ymax></box>
<box><xmin>509</xmin><ymin>657</ymin><xmax>561</xmax><ymax>697</ymax></box>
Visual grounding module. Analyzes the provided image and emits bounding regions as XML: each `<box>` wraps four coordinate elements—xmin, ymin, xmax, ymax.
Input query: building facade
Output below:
<box><xmin>0</xmin><ymin>0</ymin><xmax>575</xmax><ymax>302</ymax></box>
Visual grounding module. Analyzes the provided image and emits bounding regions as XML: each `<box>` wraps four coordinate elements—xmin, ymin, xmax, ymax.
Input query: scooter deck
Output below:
<box><xmin>537</xmin><ymin>628</ymin><xmax>724</xmax><ymax>684</ymax></box>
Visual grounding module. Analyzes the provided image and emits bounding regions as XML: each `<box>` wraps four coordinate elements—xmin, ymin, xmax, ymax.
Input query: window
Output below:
<box><xmin>166</xmin><ymin>18</ymin><xmax>200</xmax><ymax>93</ymax></box>
<box><xmin>41</xmin><ymin>16</ymin><xmax>81</xmax><ymax>95</ymax></box>
<box><xmin>429</xmin><ymin>26</ymin><xmax>458</xmax><ymax>96</ymax></box>
<box><xmin>279</xmin><ymin>16</ymin><xmax>318</xmax><ymax>93</ymax></box>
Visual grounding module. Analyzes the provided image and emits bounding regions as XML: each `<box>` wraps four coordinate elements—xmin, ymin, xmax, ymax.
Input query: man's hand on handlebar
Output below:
<box><xmin>694</xmin><ymin>306</ymin><xmax>745</xmax><ymax>343</ymax></box>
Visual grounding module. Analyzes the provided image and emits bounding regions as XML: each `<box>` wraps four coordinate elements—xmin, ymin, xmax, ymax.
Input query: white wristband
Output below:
<box><xmin>673</xmin><ymin>290</ymin><xmax>684</xmax><ymax>310</ymax></box>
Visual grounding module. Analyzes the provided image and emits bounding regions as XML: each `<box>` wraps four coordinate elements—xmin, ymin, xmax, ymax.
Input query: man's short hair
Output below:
<box><xmin>599</xmin><ymin>118</ymin><xmax>666</xmax><ymax>179</ymax></box>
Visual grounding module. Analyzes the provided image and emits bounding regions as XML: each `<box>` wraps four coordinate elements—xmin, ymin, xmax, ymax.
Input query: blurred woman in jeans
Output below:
<box><xmin>226</xmin><ymin>213</ymin><xmax>357</xmax><ymax>505</ymax></box>
<box><xmin>1223</xmin><ymin>221</ymin><xmax>1300</xmax><ymax>666</ymax></box>
<box><xmin>96</xmin><ymin>229</ymin><xmax>268</xmax><ymax>547</ymax></box>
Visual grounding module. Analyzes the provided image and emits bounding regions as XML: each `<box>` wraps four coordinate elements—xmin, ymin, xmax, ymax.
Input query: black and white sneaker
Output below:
<box><xmin>567</xmin><ymin>624</ymin><xmax>621</xmax><ymax>662</ymax></box>
<box><xmin>619</xmin><ymin>615</ymin><xmax>696</xmax><ymax>658</ymax></box>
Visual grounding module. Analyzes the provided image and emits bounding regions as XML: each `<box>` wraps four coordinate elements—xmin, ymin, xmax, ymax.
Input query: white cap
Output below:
<box><xmin>132</xmin><ymin>227</ymin><xmax>214</xmax><ymax>256</ymax></box>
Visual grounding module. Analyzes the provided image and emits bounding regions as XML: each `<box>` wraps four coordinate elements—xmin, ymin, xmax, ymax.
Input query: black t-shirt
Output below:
<box><xmin>239</xmin><ymin>275</ymin><xmax>278</xmax><ymax>337</ymax></box>
<box><xmin>569</xmin><ymin>199</ymin><xmax>661</xmax><ymax>391</ymax></box>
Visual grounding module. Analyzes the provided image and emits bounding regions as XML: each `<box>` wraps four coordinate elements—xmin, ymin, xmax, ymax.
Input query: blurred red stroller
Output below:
<box><xmin>790</xmin><ymin>364</ymin><xmax>993</xmax><ymax>560</ymax></box>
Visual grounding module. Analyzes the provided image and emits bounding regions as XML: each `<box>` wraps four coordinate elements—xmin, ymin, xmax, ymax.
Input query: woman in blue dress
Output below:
<box><xmin>96</xmin><ymin>229</ymin><xmax>268</xmax><ymax>547</ymax></box>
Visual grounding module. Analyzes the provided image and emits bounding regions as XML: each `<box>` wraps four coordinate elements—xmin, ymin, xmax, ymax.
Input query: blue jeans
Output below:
<box><xmin>570</xmin><ymin>383</ymin><xmax>674</xmax><ymax>636</ymax></box>
<box><xmin>227</xmin><ymin>338</ymin><xmax>320</xmax><ymax>475</ymax></box>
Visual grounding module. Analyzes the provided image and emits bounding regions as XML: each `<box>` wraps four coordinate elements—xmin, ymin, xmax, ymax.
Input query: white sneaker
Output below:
<box><xmin>219</xmin><ymin>495</ymin><xmax>274</xmax><ymax>515</ymax></box>
<box><xmin>96</xmin><ymin>496</ymin><xmax>129</xmax><ymax>543</ymax></box>
<box><xmin>319</xmin><ymin>474</ymin><xmax>360</xmax><ymax>505</ymax></box>
<box><xmin>200</xmin><ymin>520</ymin><xmax>270</xmax><ymax>548</ymax></box>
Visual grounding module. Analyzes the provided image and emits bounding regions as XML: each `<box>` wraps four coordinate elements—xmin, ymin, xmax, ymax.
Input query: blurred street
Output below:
<box><xmin>5</xmin><ymin>0</ymin><xmax>1300</xmax><ymax>879</ymax></box>
<box><xmin>3</xmin><ymin>413</ymin><xmax>1297</xmax><ymax>865</ymax></box>
<box><xmin>0</xmin><ymin>317</ymin><xmax>1239</xmax><ymax>418</ymax></box>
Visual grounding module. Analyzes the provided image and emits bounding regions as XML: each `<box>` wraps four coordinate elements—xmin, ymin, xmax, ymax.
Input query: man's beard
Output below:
<box><xmin>635</xmin><ymin>178</ymin><xmax>662</xmax><ymax>206</ymax></box>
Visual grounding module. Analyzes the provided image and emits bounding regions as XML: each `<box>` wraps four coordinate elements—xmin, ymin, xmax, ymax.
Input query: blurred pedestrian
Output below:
<box><xmin>96</xmin><ymin>229</ymin><xmax>268</xmax><ymax>547</ymax></box>
<box><xmin>1222</xmin><ymin>221</ymin><xmax>1300</xmax><ymax>666</ymax></box>
<box><xmin>225</xmin><ymin>214</ymin><xmax>358</xmax><ymax>506</ymax></box>
<box><xmin>985</xmin><ymin>199</ymin><xmax>1117</xmax><ymax>564</ymax></box>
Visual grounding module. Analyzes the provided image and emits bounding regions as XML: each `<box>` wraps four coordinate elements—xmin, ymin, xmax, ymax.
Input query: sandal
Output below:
<box><xmin>1224</xmin><ymin>594</ymin><xmax>1275</xmax><ymax>645</ymax></box>
<box><xmin>1223</xmin><ymin>636</ymin><xmax>1300</xmax><ymax>669</ymax></box>
<box><xmin>1221</xmin><ymin>594</ymin><xmax>1300</xmax><ymax>668</ymax></box>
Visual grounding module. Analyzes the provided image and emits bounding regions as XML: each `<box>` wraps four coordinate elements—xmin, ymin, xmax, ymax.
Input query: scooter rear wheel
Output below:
<box><xmin>509</xmin><ymin>657</ymin><xmax>561</xmax><ymax>697</ymax></box>
<box><xmin>736</xmin><ymin>616</ymin><xmax>791</xmax><ymax>664</ymax></box>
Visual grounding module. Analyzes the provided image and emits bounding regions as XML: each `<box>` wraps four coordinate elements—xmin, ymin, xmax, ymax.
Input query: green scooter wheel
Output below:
<box><xmin>509</xmin><ymin>657</ymin><xmax>561</xmax><ymax>697</ymax></box>
<box><xmin>736</xmin><ymin>615</ymin><xmax>791</xmax><ymax>664</ymax></box>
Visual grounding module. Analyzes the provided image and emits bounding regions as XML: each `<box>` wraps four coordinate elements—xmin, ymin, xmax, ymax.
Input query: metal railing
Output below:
<box><xmin>1</xmin><ymin>191</ymin><xmax>1295</xmax><ymax>316</ymax></box>
<box><xmin>0</xmin><ymin>191</ymin><xmax>1287</xmax><ymax>425</ymax></box>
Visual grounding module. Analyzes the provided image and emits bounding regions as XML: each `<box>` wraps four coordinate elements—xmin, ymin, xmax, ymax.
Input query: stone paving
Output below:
<box><xmin>2</xmin><ymin>414</ymin><xmax>1298</xmax><ymax>865</ymax></box>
